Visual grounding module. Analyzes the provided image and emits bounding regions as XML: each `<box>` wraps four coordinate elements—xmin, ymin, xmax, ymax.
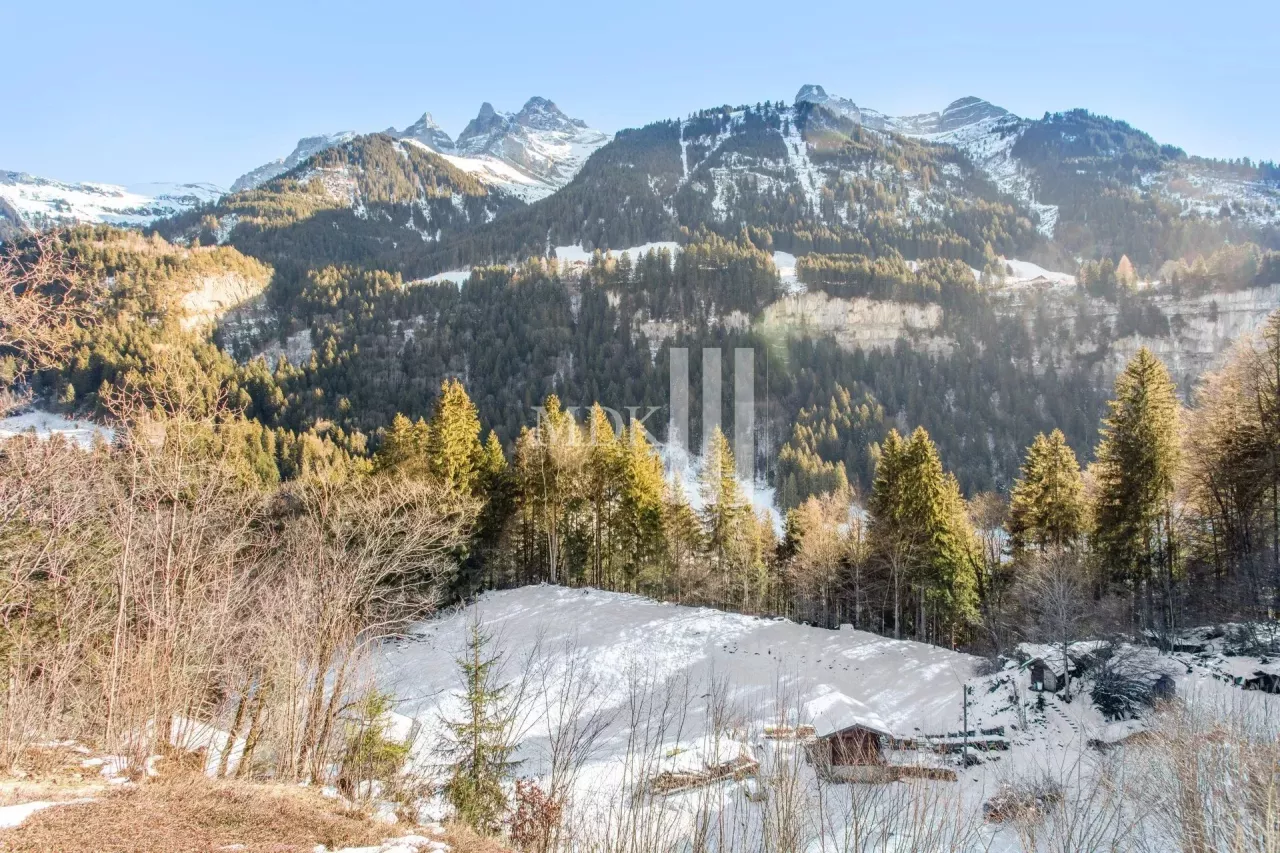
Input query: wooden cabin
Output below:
<box><xmin>821</xmin><ymin>722</ymin><xmax>889</xmax><ymax>767</ymax></box>
<box><xmin>804</xmin><ymin>692</ymin><xmax>896</xmax><ymax>782</ymax></box>
<box><xmin>1028</xmin><ymin>658</ymin><xmax>1061</xmax><ymax>693</ymax></box>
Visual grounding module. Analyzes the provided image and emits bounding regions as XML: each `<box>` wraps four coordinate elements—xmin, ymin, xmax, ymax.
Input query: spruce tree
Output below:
<box><xmin>1008</xmin><ymin>430</ymin><xmax>1086</xmax><ymax>554</ymax></box>
<box><xmin>1092</xmin><ymin>348</ymin><xmax>1181</xmax><ymax>630</ymax></box>
<box><xmin>583</xmin><ymin>404</ymin><xmax>622</xmax><ymax>588</ymax></box>
<box><xmin>663</xmin><ymin>479</ymin><xmax>702</xmax><ymax>603</ymax></box>
<box><xmin>868</xmin><ymin>427</ymin><xmax>978</xmax><ymax>642</ymax></box>
<box><xmin>428</xmin><ymin>379</ymin><xmax>485</xmax><ymax>495</ymax></box>
<box><xmin>515</xmin><ymin>395</ymin><xmax>583</xmax><ymax>584</ymax></box>
<box><xmin>375</xmin><ymin>413</ymin><xmax>431</xmax><ymax>476</ymax></box>
<box><xmin>699</xmin><ymin>427</ymin><xmax>748</xmax><ymax>590</ymax></box>
<box><xmin>442</xmin><ymin>616</ymin><xmax>519</xmax><ymax>832</ymax></box>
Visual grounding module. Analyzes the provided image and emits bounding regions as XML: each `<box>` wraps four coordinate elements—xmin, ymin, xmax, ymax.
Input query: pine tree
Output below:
<box><xmin>1092</xmin><ymin>348</ymin><xmax>1182</xmax><ymax>631</ymax></box>
<box><xmin>442</xmin><ymin>616</ymin><xmax>520</xmax><ymax>832</ymax></box>
<box><xmin>375</xmin><ymin>413</ymin><xmax>431</xmax><ymax>476</ymax></box>
<box><xmin>617</xmin><ymin>424</ymin><xmax>666</xmax><ymax>592</ymax></box>
<box><xmin>1008</xmin><ymin>430</ymin><xmax>1086</xmax><ymax>554</ymax></box>
<box><xmin>428</xmin><ymin>379</ymin><xmax>485</xmax><ymax>495</ymax></box>
<box><xmin>868</xmin><ymin>427</ymin><xmax>978</xmax><ymax>642</ymax></box>
<box><xmin>699</xmin><ymin>427</ymin><xmax>748</xmax><ymax>594</ymax></box>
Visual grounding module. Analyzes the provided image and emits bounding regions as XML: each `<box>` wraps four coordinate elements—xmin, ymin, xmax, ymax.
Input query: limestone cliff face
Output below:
<box><xmin>1107</xmin><ymin>284</ymin><xmax>1280</xmax><ymax>381</ymax></box>
<box><xmin>626</xmin><ymin>281</ymin><xmax>1277</xmax><ymax>395</ymax></box>
<box><xmin>992</xmin><ymin>283</ymin><xmax>1280</xmax><ymax>386</ymax></box>
<box><xmin>759</xmin><ymin>290</ymin><xmax>950</xmax><ymax>354</ymax></box>
<box><xmin>179</xmin><ymin>271</ymin><xmax>270</xmax><ymax>331</ymax></box>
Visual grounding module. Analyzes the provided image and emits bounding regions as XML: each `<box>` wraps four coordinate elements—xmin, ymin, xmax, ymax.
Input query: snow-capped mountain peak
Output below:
<box><xmin>227</xmin><ymin>97</ymin><xmax>612</xmax><ymax>206</ymax></box>
<box><xmin>399</xmin><ymin>113</ymin><xmax>455</xmax><ymax>151</ymax></box>
<box><xmin>230</xmin><ymin>131</ymin><xmax>357</xmax><ymax>192</ymax></box>
<box><xmin>794</xmin><ymin>85</ymin><xmax>1009</xmax><ymax>135</ymax></box>
<box><xmin>514</xmin><ymin>96</ymin><xmax>589</xmax><ymax>132</ymax></box>
<box><xmin>401</xmin><ymin>96</ymin><xmax>611</xmax><ymax>201</ymax></box>
<box><xmin>456</xmin><ymin>102</ymin><xmax>510</xmax><ymax>150</ymax></box>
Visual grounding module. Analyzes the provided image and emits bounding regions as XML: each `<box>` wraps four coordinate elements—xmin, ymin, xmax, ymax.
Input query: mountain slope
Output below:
<box><xmin>232</xmin><ymin>97</ymin><xmax>611</xmax><ymax>204</ymax></box>
<box><xmin>0</xmin><ymin>172</ymin><xmax>222</xmax><ymax>238</ymax></box>
<box><xmin>157</xmin><ymin>133</ymin><xmax>525</xmax><ymax>274</ymax></box>
<box><xmin>229</xmin><ymin>131</ymin><xmax>357</xmax><ymax>192</ymax></box>
<box><xmin>422</xmin><ymin>98</ymin><xmax>1040</xmax><ymax>273</ymax></box>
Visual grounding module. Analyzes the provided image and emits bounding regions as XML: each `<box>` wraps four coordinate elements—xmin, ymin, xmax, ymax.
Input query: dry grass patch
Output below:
<box><xmin>1</xmin><ymin>745</ymin><xmax>114</xmax><ymax>807</ymax></box>
<box><xmin>0</xmin><ymin>776</ymin><xmax>388</xmax><ymax>853</ymax></box>
<box><xmin>440</xmin><ymin>823</ymin><xmax>513</xmax><ymax>853</ymax></box>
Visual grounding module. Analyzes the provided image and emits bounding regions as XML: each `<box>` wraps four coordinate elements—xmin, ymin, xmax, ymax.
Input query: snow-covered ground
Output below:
<box><xmin>553</xmin><ymin>241</ymin><xmax>680</xmax><ymax>266</ymax></box>
<box><xmin>372</xmin><ymin>587</ymin><xmax>1280</xmax><ymax>849</ymax></box>
<box><xmin>417</xmin><ymin>268</ymin><xmax>472</xmax><ymax>288</ymax></box>
<box><xmin>0</xmin><ymin>172</ymin><xmax>222</xmax><ymax>231</ymax></box>
<box><xmin>429</xmin><ymin>146</ymin><xmax>552</xmax><ymax>203</ymax></box>
<box><xmin>0</xmin><ymin>799</ymin><xmax>95</xmax><ymax>830</ymax></box>
<box><xmin>0</xmin><ymin>410</ymin><xmax>114</xmax><ymax>448</ymax></box>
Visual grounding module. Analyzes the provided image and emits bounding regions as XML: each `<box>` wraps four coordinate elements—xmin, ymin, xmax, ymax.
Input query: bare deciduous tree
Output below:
<box><xmin>1</xmin><ymin>234</ymin><xmax>102</xmax><ymax>411</ymax></box>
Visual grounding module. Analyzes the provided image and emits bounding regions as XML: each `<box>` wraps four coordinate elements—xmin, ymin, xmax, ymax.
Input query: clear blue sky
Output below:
<box><xmin>5</xmin><ymin>0</ymin><xmax>1277</xmax><ymax>188</ymax></box>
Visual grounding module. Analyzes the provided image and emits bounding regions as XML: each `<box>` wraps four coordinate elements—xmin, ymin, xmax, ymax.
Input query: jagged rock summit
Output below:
<box><xmin>229</xmin><ymin>96</ymin><xmax>610</xmax><ymax>202</ymax></box>
<box><xmin>404</xmin><ymin>96</ymin><xmax>610</xmax><ymax>194</ymax></box>
<box><xmin>793</xmin><ymin>84</ymin><xmax>1010</xmax><ymax>135</ymax></box>
<box><xmin>230</xmin><ymin>132</ymin><xmax>357</xmax><ymax>192</ymax></box>
<box><xmin>399</xmin><ymin>113</ymin><xmax>455</xmax><ymax>151</ymax></box>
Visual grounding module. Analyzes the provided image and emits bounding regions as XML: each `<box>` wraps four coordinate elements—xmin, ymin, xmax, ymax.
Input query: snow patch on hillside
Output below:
<box><xmin>0</xmin><ymin>410</ymin><xmax>115</xmax><ymax>447</ymax></box>
<box><xmin>782</xmin><ymin>111</ymin><xmax>825</xmax><ymax>217</ymax></box>
<box><xmin>914</xmin><ymin>117</ymin><xmax>1059</xmax><ymax>237</ymax></box>
<box><xmin>772</xmin><ymin>251</ymin><xmax>803</xmax><ymax>294</ymax></box>
<box><xmin>420</xmin><ymin>143</ymin><xmax>553</xmax><ymax>203</ymax></box>
<box><xmin>553</xmin><ymin>241</ymin><xmax>680</xmax><ymax>266</ymax></box>
<box><xmin>0</xmin><ymin>173</ymin><xmax>222</xmax><ymax>232</ymax></box>
<box><xmin>419</xmin><ymin>269</ymin><xmax>471</xmax><ymax>288</ymax></box>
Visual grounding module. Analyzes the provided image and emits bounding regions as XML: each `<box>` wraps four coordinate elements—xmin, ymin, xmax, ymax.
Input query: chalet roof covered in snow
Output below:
<box><xmin>804</xmin><ymin>691</ymin><xmax>894</xmax><ymax>739</ymax></box>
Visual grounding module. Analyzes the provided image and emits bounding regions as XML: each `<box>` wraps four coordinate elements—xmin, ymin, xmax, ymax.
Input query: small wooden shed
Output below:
<box><xmin>1028</xmin><ymin>658</ymin><xmax>1061</xmax><ymax>693</ymax></box>
<box><xmin>804</xmin><ymin>693</ymin><xmax>894</xmax><ymax>780</ymax></box>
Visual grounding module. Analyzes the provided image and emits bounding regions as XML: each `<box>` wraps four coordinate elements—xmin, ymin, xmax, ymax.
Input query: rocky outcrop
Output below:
<box><xmin>760</xmin><ymin>290</ymin><xmax>951</xmax><ymax>354</ymax></box>
<box><xmin>231</xmin><ymin>132</ymin><xmax>356</xmax><ymax>192</ymax></box>
<box><xmin>993</xmin><ymin>282</ymin><xmax>1280</xmax><ymax>386</ymax></box>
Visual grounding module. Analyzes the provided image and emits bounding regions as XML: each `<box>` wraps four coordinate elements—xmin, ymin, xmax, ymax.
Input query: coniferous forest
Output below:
<box><xmin>4</xmin><ymin>79</ymin><xmax>1280</xmax><ymax>853</ymax></box>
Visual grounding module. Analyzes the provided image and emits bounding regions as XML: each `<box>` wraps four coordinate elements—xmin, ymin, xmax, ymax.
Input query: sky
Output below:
<box><xmin>4</xmin><ymin>0</ymin><xmax>1278</xmax><ymax>188</ymax></box>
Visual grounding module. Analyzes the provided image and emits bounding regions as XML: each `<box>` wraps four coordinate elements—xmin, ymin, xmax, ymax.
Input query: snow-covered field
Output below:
<box><xmin>376</xmin><ymin>587</ymin><xmax>1263</xmax><ymax>848</ymax></box>
<box><xmin>0</xmin><ymin>172</ymin><xmax>222</xmax><ymax>231</ymax></box>
<box><xmin>0</xmin><ymin>410</ymin><xmax>114</xmax><ymax>447</ymax></box>
<box><xmin>553</xmin><ymin>241</ymin><xmax>680</xmax><ymax>266</ymax></box>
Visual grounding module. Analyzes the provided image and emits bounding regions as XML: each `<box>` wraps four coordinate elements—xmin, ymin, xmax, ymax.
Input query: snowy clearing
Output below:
<box><xmin>0</xmin><ymin>410</ymin><xmax>114</xmax><ymax>448</ymax></box>
<box><xmin>373</xmin><ymin>587</ymin><xmax>1280</xmax><ymax>850</ymax></box>
<box><xmin>553</xmin><ymin>242</ymin><xmax>680</xmax><ymax>266</ymax></box>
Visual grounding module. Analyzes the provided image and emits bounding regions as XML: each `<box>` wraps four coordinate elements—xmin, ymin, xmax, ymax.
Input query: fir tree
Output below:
<box><xmin>1092</xmin><ymin>348</ymin><xmax>1182</xmax><ymax>631</ymax></box>
<box><xmin>428</xmin><ymin>379</ymin><xmax>485</xmax><ymax>495</ymax></box>
<box><xmin>442</xmin><ymin>616</ymin><xmax>520</xmax><ymax>832</ymax></box>
<box><xmin>617</xmin><ymin>424</ymin><xmax>667</xmax><ymax>592</ymax></box>
<box><xmin>1008</xmin><ymin>430</ymin><xmax>1086</xmax><ymax>554</ymax></box>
